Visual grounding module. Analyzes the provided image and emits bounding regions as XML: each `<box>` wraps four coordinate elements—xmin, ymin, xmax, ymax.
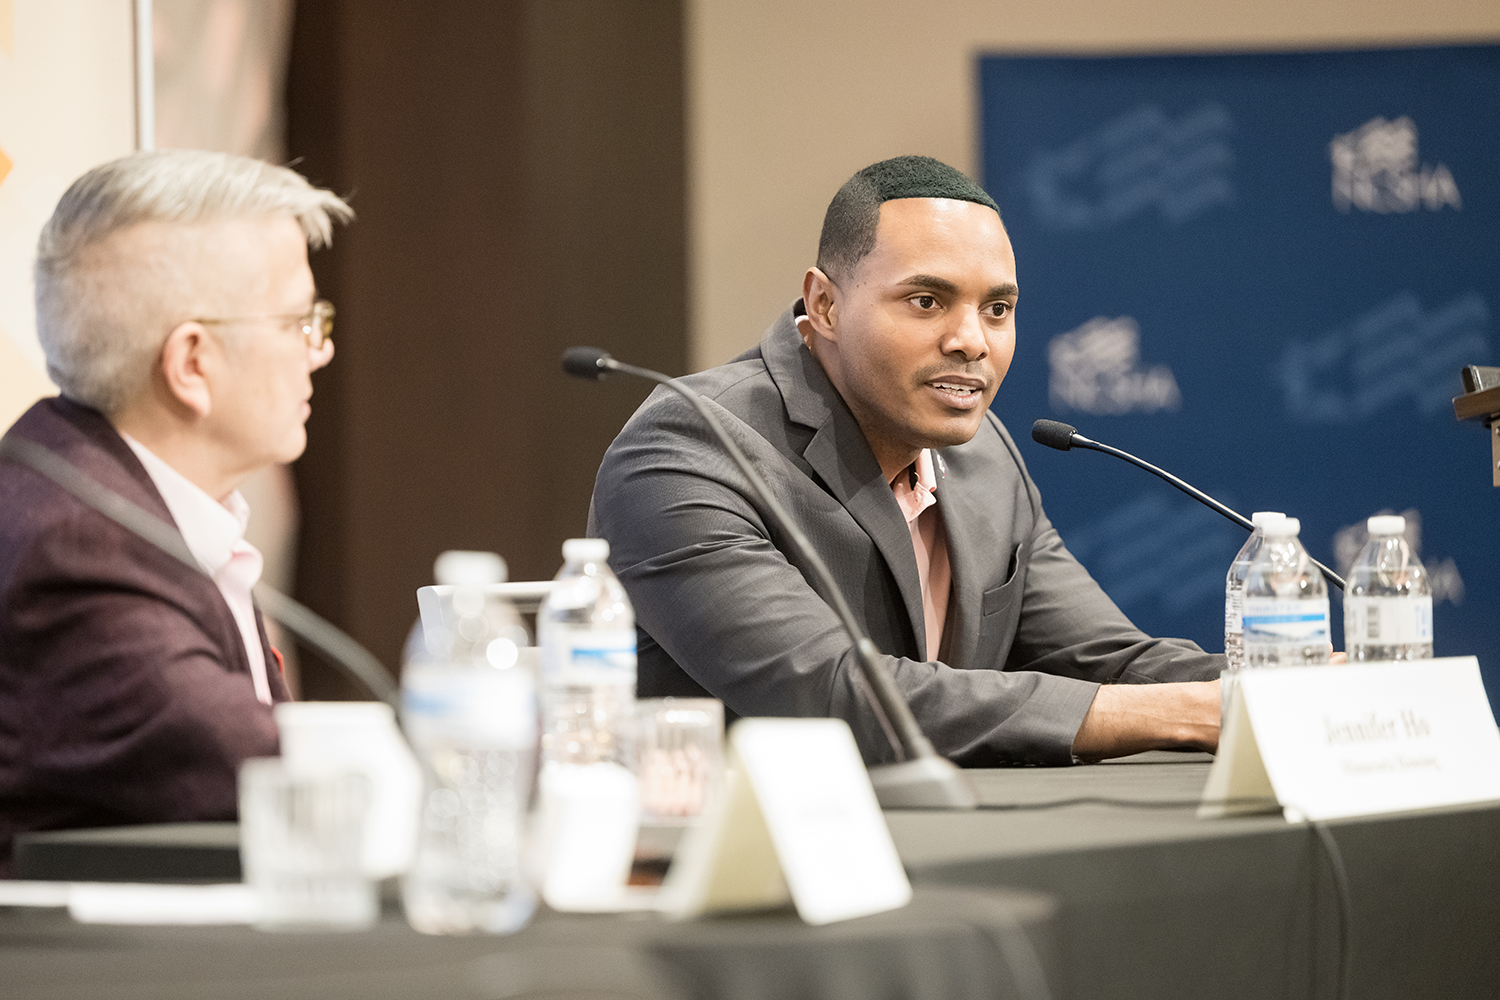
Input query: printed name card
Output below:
<box><xmin>1201</xmin><ymin>657</ymin><xmax>1500</xmax><ymax>822</ymax></box>
<box><xmin>662</xmin><ymin>718</ymin><xmax>911</xmax><ymax>925</ymax></box>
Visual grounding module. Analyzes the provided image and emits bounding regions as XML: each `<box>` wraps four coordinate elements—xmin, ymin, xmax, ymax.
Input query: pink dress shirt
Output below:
<box><xmin>121</xmin><ymin>435</ymin><xmax>272</xmax><ymax>705</ymax></box>
<box><xmin>891</xmin><ymin>449</ymin><xmax>951</xmax><ymax>662</ymax></box>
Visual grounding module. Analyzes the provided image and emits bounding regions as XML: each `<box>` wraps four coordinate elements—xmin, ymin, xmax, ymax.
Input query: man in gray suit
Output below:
<box><xmin>589</xmin><ymin>155</ymin><xmax>1221</xmax><ymax>766</ymax></box>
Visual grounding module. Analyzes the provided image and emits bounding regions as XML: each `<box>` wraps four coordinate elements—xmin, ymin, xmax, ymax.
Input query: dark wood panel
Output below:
<box><xmin>286</xmin><ymin>0</ymin><xmax>686</xmax><ymax>694</ymax></box>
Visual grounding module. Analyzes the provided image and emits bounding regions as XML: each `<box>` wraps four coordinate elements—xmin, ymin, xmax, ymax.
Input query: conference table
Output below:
<box><xmin>4</xmin><ymin>752</ymin><xmax>1497</xmax><ymax>1000</ymax></box>
<box><xmin>888</xmin><ymin>752</ymin><xmax>1500</xmax><ymax>1000</ymax></box>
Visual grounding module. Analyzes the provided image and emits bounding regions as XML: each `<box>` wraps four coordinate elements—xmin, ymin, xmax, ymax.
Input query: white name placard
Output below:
<box><xmin>662</xmin><ymin>718</ymin><xmax>911</xmax><ymax>925</ymax></box>
<box><xmin>1201</xmin><ymin>657</ymin><xmax>1500</xmax><ymax>822</ymax></box>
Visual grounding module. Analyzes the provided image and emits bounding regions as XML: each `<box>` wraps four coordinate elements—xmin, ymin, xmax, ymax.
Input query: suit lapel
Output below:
<box><xmin>933</xmin><ymin>448</ymin><xmax>986</xmax><ymax>671</ymax></box>
<box><xmin>761</xmin><ymin>308</ymin><xmax>928</xmax><ymax>658</ymax></box>
<box><xmin>936</xmin><ymin>418</ymin><xmax>1028</xmax><ymax>672</ymax></box>
<box><xmin>37</xmin><ymin>398</ymin><xmax>259</xmax><ymax>686</ymax></box>
<box><xmin>254</xmin><ymin>605</ymin><xmax>292</xmax><ymax>702</ymax></box>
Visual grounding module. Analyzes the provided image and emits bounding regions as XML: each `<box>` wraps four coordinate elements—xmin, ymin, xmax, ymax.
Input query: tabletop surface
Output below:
<box><xmin>885</xmin><ymin>751</ymin><xmax>1500</xmax><ymax>870</ymax></box>
<box><xmin>19</xmin><ymin>750</ymin><xmax>1500</xmax><ymax>876</ymax></box>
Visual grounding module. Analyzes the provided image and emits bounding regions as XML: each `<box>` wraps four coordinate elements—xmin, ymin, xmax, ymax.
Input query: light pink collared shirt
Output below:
<box><xmin>891</xmin><ymin>449</ymin><xmax>951</xmax><ymax>662</ymax></box>
<box><xmin>121</xmin><ymin>434</ymin><xmax>272</xmax><ymax>705</ymax></box>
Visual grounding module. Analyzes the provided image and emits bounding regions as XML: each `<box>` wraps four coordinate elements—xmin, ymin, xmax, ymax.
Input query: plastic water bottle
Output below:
<box><xmin>1224</xmin><ymin>512</ymin><xmax>1287</xmax><ymax>668</ymax></box>
<box><xmin>1344</xmin><ymin>515</ymin><xmax>1433</xmax><ymax>662</ymax></box>
<box><xmin>401</xmin><ymin>553</ymin><xmax>538</xmax><ymax>935</ymax></box>
<box><xmin>1222</xmin><ymin>511</ymin><xmax>1285</xmax><ymax>717</ymax></box>
<box><xmin>1241</xmin><ymin>517</ymin><xmax>1331</xmax><ymax>668</ymax></box>
<box><xmin>533</xmin><ymin>538</ymin><xmax>640</xmax><ymax>910</ymax></box>
<box><xmin>537</xmin><ymin>538</ymin><xmax>637</xmax><ymax>768</ymax></box>
<box><xmin>404</xmin><ymin>551</ymin><xmax>521</xmax><ymax>666</ymax></box>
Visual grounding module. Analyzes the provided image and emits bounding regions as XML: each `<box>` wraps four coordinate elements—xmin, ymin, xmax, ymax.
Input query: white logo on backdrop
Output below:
<box><xmin>1063</xmin><ymin>493</ymin><xmax>1238</xmax><ymax>612</ymax></box>
<box><xmin>1277</xmin><ymin>291</ymin><xmax>1490</xmax><ymax>423</ymax></box>
<box><xmin>1049</xmin><ymin>316</ymin><xmax>1182</xmax><ymax>415</ymax></box>
<box><xmin>1332</xmin><ymin>508</ymin><xmax>1464</xmax><ymax>606</ymax></box>
<box><xmin>1023</xmin><ymin>103</ymin><xmax>1235</xmax><ymax>230</ymax></box>
<box><xmin>1329</xmin><ymin>116</ymin><xmax>1461</xmax><ymax>214</ymax></box>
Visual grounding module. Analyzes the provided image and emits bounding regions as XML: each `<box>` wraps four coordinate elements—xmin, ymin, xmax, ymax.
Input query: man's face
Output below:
<box><xmin>193</xmin><ymin>214</ymin><xmax>321</xmax><ymax>475</ymax></box>
<box><xmin>808</xmin><ymin>197</ymin><xmax>1018</xmax><ymax>476</ymax></box>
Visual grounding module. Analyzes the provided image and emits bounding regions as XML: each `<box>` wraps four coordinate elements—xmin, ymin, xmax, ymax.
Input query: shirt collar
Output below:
<box><xmin>891</xmin><ymin>448</ymin><xmax>941</xmax><ymax>525</ymax></box>
<box><xmin>120</xmin><ymin>433</ymin><xmax>251</xmax><ymax>576</ymax></box>
<box><xmin>892</xmin><ymin>449</ymin><xmax>940</xmax><ymax>492</ymax></box>
<box><xmin>912</xmin><ymin>448</ymin><xmax>938</xmax><ymax>494</ymax></box>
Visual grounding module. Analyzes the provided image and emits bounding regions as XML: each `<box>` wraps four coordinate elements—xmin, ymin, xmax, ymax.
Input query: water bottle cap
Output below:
<box><xmin>434</xmin><ymin>550</ymin><xmax>508</xmax><ymax>586</ymax></box>
<box><xmin>1263</xmin><ymin>517</ymin><xmax>1300</xmax><ymax>538</ymax></box>
<box><xmin>1250</xmin><ymin>511</ymin><xmax>1286</xmax><ymax>528</ymax></box>
<box><xmin>562</xmin><ymin>537</ymin><xmax>610</xmax><ymax>564</ymax></box>
<box><xmin>1367</xmin><ymin>515</ymin><xmax>1406</xmax><ymax>536</ymax></box>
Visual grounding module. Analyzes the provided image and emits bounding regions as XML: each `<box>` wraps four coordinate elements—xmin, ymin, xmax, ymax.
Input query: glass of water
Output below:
<box><xmin>634</xmin><ymin>698</ymin><xmax>725</xmax><ymax>823</ymax></box>
<box><xmin>238</xmin><ymin>757</ymin><xmax>377</xmax><ymax>932</ymax></box>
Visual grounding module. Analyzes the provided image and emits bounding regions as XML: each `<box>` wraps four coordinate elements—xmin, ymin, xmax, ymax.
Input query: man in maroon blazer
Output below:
<box><xmin>0</xmin><ymin>150</ymin><xmax>352</xmax><ymax>873</ymax></box>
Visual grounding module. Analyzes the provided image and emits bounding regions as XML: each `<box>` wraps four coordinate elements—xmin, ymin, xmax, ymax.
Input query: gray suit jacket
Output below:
<box><xmin>588</xmin><ymin>306</ymin><xmax>1222</xmax><ymax>766</ymax></box>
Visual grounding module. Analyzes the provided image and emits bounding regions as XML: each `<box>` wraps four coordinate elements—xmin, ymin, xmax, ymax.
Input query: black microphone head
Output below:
<box><xmin>1031</xmin><ymin>419</ymin><xmax>1079</xmax><ymax>451</ymax></box>
<box><xmin>561</xmin><ymin>346</ymin><xmax>612</xmax><ymax>379</ymax></box>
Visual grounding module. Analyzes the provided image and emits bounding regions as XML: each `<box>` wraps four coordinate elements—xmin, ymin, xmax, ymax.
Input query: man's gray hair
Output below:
<box><xmin>35</xmin><ymin>149</ymin><xmax>354</xmax><ymax>415</ymax></box>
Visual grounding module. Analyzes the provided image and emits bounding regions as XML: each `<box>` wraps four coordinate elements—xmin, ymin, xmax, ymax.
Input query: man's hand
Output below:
<box><xmin>1071</xmin><ymin>680</ymin><xmax>1220</xmax><ymax>763</ymax></box>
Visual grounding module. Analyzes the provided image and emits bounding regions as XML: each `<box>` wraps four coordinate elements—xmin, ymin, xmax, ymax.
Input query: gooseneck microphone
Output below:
<box><xmin>563</xmin><ymin>347</ymin><xmax>977</xmax><ymax>809</ymax></box>
<box><xmin>1030</xmin><ymin>419</ymin><xmax>1346</xmax><ymax>591</ymax></box>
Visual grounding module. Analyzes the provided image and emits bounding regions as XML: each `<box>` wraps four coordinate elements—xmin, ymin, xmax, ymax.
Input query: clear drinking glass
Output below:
<box><xmin>238</xmin><ymin>757</ymin><xmax>377</xmax><ymax>932</ymax></box>
<box><xmin>635</xmin><ymin>698</ymin><xmax>725</xmax><ymax>822</ymax></box>
<box><xmin>273</xmin><ymin>701</ymin><xmax>423</xmax><ymax>880</ymax></box>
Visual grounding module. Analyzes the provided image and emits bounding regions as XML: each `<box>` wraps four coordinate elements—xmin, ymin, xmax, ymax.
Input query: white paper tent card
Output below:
<box><xmin>661</xmin><ymin>717</ymin><xmax>912</xmax><ymax>925</ymax></box>
<box><xmin>1201</xmin><ymin>657</ymin><xmax>1500</xmax><ymax>822</ymax></box>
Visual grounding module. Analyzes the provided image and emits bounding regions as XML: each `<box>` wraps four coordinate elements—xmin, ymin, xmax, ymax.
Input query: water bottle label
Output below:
<box><xmin>402</xmin><ymin>666</ymin><xmax>538</xmax><ymax>748</ymax></box>
<box><xmin>1344</xmin><ymin>596</ymin><xmax>1434</xmax><ymax>645</ymax></box>
<box><xmin>1224</xmin><ymin>589</ymin><xmax>1243</xmax><ymax>635</ymax></box>
<box><xmin>545</xmin><ymin>629</ymin><xmax>637</xmax><ymax>686</ymax></box>
<box><xmin>1242</xmin><ymin>597</ymin><xmax>1330</xmax><ymax>644</ymax></box>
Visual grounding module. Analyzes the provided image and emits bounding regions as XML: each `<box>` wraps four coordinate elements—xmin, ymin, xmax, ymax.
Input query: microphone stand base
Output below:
<box><xmin>868</xmin><ymin>755</ymin><xmax>978</xmax><ymax>810</ymax></box>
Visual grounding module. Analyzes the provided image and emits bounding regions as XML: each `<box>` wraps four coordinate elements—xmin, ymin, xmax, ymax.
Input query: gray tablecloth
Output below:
<box><xmin>7</xmin><ymin>752</ymin><xmax>1498</xmax><ymax>1000</ymax></box>
<box><xmin>886</xmin><ymin>752</ymin><xmax>1500</xmax><ymax>1000</ymax></box>
<box><xmin>0</xmin><ymin>884</ymin><xmax>1059</xmax><ymax>1000</ymax></box>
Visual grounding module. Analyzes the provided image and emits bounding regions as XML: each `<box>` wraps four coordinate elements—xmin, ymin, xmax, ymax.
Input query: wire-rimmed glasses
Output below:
<box><xmin>193</xmin><ymin>299</ymin><xmax>336</xmax><ymax>350</ymax></box>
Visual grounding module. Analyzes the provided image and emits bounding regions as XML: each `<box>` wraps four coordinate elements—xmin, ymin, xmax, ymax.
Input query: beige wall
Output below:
<box><xmin>687</xmin><ymin>0</ymin><xmax>1500</xmax><ymax>370</ymax></box>
<box><xmin>0</xmin><ymin>0</ymin><xmax>136</xmax><ymax>428</ymax></box>
<box><xmin>153</xmin><ymin>0</ymin><xmax>293</xmax><ymax>163</ymax></box>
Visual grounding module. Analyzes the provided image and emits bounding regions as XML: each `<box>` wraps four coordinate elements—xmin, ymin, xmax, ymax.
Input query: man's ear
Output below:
<box><xmin>801</xmin><ymin>266</ymin><xmax>840</xmax><ymax>346</ymax></box>
<box><xmin>158</xmin><ymin>322</ymin><xmax>215</xmax><ymax>419</ymax></box>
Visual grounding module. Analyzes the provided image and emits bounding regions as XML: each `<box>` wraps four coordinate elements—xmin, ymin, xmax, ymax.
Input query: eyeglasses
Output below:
<box><xmin>192</xmin><ymin>299</ymin><xmax>336</xmax><ymax>350</ymax></box>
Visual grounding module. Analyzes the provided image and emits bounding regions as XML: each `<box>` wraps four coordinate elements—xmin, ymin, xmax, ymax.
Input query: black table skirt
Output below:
<box><xmin>0</xmin><ymin>884</ymin><xmax>1058</xmax><ymax>1000</ymax></box>
<box><xmin>7</xmin><ymin>752</ymin><xmax>1499</xmax><ymax>1000</ymax></box>
<box><xmin>885</xmin><ymin>752</ymin><xmax>1500</xmax><ymax>1000</ymax></box>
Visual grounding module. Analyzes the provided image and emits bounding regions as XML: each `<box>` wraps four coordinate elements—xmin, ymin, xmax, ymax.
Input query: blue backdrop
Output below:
<box><xmin>979</xmin><ymin>45</ymin><xmax>1500</xmax><ymax>707</ymax></box>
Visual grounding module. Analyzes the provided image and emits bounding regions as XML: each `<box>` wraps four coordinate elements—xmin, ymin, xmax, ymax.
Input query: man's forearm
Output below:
<box><xmin>1070</xmin><ymin>680</ymin><xmax>1220</xmax><ymax>762</ymax></box>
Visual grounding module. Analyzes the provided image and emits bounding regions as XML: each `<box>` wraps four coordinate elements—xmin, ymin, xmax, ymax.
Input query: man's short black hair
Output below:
<box><xmin>816</xmin><ymin>155</ymin><xmax>1001</xmax><ymax>281</ymax></box>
